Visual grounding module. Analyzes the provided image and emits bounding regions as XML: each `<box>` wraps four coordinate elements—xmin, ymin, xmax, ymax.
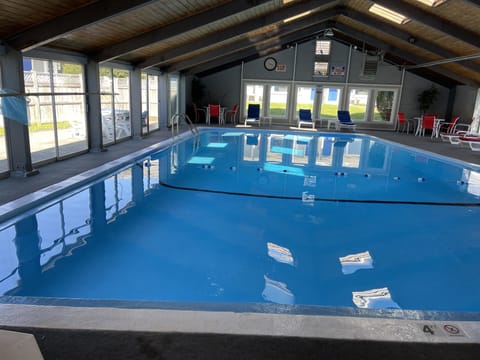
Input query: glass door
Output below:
<box><xmin>319</xmin><ymin>87</ymin><xmax>342</xmax><ymax>121</ymax></box>
<box><xmin>25</xmin><ymin>59</ymin><xmax>56</xmax><ymax>164</ymax></box>
<box><xmin>373</xmin><ymin>89</ymin><xmax>395</xmax><ymax>122</ymax></box>
<box><xmin>53</xmin><ymin>61</ymin><xmax>88</xmax><ymax>158</ymax></box>
<box><xmin>244</xmin><ymin>83</ymin><xmax>264</xmax><ymax>116</ymax></box>
<box><xmin>347</xmin><ymin>88</ymin><xmax>370</xmax><ymax>121</ymax></box>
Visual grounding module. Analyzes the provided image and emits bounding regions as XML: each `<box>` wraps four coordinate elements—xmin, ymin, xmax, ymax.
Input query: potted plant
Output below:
<box><xmin>417</xmin><ymin>85</ymin><xmax>438</xmax><ymax>114</ymax></box>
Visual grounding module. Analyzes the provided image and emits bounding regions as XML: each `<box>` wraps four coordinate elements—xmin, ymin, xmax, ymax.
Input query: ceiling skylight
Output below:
<box><xmin>283</xmin><ymin>10</ymin><xmax>312</xmax><ymax>23</ymax></box>
<box><xmin>416</xmin><ymin>0</ymin><xmax>448</xmax><ymax>7</ymax></box>
<box><xmin>369</xmin><ymin>4</ymin><xmax>410</xmax><ymax>25</ymax></box>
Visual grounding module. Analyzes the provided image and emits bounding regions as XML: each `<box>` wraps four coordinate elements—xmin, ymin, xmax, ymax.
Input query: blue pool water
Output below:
<box><xmin>1</xmin><ymin>129</ymin><xmax>480</xmax><ymax>315</ymax></box>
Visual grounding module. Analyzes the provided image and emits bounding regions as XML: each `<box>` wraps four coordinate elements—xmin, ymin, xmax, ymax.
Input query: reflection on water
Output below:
<box><xmin>0</xmin><ymin>129</ymin><xmax>479</xmax><ymax>312</ymax></box>
<box><xmin>352</xmin><ymin>287</ymin><xmax>400</xmax><ymax>309</ymax></box>
<box><xmin>267</xmin><ymin>242</ymin><xmax>294</xmax><ymax>266</ymax></box>
<box><xmin>339</xmin><ymin>251</ymin><xmax>374</xmax><ymax>275</ymax></box>
<box><xmin>262</xmin><ymin>275</ymin><xmax>295</xmax><ymax>305</ymax></box>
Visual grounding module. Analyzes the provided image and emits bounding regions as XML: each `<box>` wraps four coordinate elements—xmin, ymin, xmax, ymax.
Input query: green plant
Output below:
<box><xmin>417</xmin><ymin>85</ymin><xmax>438</xmax><ymax>114</ymax></box>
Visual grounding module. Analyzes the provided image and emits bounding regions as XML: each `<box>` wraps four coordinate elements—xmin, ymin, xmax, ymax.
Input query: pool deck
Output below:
<box><xmin>1</xmin><ymin>124</ymin><xmax>480</xmax><ymax>359</ymax></box>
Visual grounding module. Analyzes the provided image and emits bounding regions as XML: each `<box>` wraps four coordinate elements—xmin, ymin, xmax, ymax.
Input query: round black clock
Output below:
<box><xmin>264</xmin><ymin>57</ymin><xmax>277</xmax><ymax>71</ymax></box>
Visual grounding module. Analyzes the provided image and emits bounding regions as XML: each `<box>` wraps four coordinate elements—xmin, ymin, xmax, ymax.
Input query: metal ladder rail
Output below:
<box><xmin>183</xmin><ymin>113</ymin><xmax>199</xmax><ymax>137</ymax></box>
<box><xmin>170</xmin><ymin>113</ymin><xmax>199</xmax><ymax>138</ymax></box>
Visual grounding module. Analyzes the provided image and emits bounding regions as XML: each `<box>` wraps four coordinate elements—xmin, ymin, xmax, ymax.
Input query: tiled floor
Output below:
<box><xmin>0</xmin><ymin>126</ymin><xmax>479</xmax><ymax>206</ymax></box>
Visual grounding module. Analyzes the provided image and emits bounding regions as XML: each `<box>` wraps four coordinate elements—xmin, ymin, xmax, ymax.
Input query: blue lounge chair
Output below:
<box><xmin>298</xmin><ymin>109</ymin><xmax>315</xmax><ymax>129</ymax></box>
<box><xmin>336</xmin><ymin>111</ymin><xmax>357</xmax><ymax>131</ymax></box>
<box><xmin>244</xmin><ymin>104</ymin><xmax>261</xmax><ymax>126</ymax></box>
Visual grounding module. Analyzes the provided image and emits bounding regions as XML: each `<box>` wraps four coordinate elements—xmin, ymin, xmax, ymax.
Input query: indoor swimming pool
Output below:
<box><xmin>1</xmin><ymin>129</ymin><xmax>479</xmax><ymax>319</ymax></box>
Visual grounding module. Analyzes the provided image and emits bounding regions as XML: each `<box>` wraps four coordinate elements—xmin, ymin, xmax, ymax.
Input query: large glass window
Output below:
<box><xmin>268</xmin><ymin>85</ymin><xmax>288</xmax><ymax>118</ymax></box>
<box><xmin>373</xmin><ymin>89</ymin><xmax>395</xmax><ymax>122</ymax></box>
<box><xmin>25</xmin><ymin>58</ymin><xmax>88</xmax><ymax>164</ymax></box>
<box><xmin>168</xmin><ymin>74</ymin><xmax>179</xmax><ymax>124</ymax></box>
<box><xmin>245</xmin><ymin>84</ymin><xmax>264</xmax><ymax>115</ymax></box>
<box><xmin>141</xmin><ymin>73</ymin><xmax>159</xmax><ymax>135</ymax></box>
<box><xmin>319</xmin><ymin>87</ymin><xmax>342</xmax><ymax>120</ymax></box>
<box><xmin>347</xmin><ymin>87</ymin><xmax>398</xmax><ymax>123</ymax></box>
<box><xmin>99</xmin><ymin>67</ymin><xmax>131</xmax><ymax>145</ymax></box>
<box><xmin>348</xmin><ymin>88</ymin><xmax>370</xmax><ymax>121</ymax></box>
<box><xmin>53</xmin><ymin>61</ymin><xmax>88</xmax><ymax>157</ymax></box>
<box><xmin>0</xmin><ymin>64</ymin><xmax>7</xmax><ymax>174</ymax></box>
<box><xmin>25</xmin><ymin>59</ymin><xmax>55</xmax><ymax>163</ymax></box>
<box><xmin>295</xmin><ymin>86</ymin><xmax>315</xmax><ymax>113</ymax></box>
<box><xmin>0</xmin><ymin>115</ymin><xmax>7</xmax><ymax>173</ymax></box>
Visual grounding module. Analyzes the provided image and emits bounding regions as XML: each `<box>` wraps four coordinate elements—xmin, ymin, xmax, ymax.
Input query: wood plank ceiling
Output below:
<box><xmin>1</xmin><ymin>0</ymin><xmax>480</xmax><ymax>87</ymax></box>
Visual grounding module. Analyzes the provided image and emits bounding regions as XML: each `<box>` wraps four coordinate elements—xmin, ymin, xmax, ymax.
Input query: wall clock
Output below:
<box><xmin>264</xmin><ymin>57</ymin><xmax>277</xmax><ymax>71</ymax></box>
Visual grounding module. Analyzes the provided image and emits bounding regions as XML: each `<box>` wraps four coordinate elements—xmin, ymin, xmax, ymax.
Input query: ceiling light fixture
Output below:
<box><xmin>369</xmin><ymin>4</ymin><xmax>410</xmax><ymax>25</ymax></box>
<box><xmin>324</xmin><ymin>28</ymin><xmax>334</xmax><ymax>37</ymax></box>
<box><xmin>415</xmin><ymin>0</ymin><xmax>448</xmax><ymax>7</ymax></box>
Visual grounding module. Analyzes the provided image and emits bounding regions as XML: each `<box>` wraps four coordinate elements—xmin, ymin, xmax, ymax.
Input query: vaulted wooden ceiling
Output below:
<box><xmin>1</xmin><ymin>0</ymin><xmax>480</xmax><ymax>87</ymax></box>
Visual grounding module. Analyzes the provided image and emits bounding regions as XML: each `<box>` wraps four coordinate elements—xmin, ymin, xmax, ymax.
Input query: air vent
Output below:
<box><xmin>362</xmin><ymin>55</ymin><xmax>379</xmax><ymax>77</ymax></box>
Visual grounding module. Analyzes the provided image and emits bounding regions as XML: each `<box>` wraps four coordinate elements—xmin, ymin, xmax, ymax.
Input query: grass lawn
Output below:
<box><xmin>269</xmin><ymin>102</ymin><xmax>384</xmax><ymax>120</ymax></box>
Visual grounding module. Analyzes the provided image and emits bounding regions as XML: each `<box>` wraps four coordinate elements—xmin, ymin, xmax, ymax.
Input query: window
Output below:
<box><xmin>295</xmin><ymin>86</ymin><xmax>315</xmax><ymax>113</ymax></box>
<box><xmin>319</xmin><ymin>87</ymin><xmax>342</xmax><ymax>120</ymax></box>
<box><xmin>25</xmin><ymin>58</ymin><xmax>88</xmax><ymax>164</ymax></box>
<box><xmin>313</xmin><ymin>40</ymin><xmax>331</xmax><ymax>77</ymax></box>
<box><xmin>141</xmin><ymin>73</ymin><xmax>159</xmax><ymax>134</ymax></box>
<box><xmin>348</xmin><ymin>88</ymin><xmax>370</xmax><ymax>121</ymax></box>
<box><xmin>347</xmin><ymin>87</ymin><xmax>398</xmax><ymax>123</ymax></box>
<box><xmin>0</xmin><ymin>63</ymin><xmax>7</xmax><ymax>173</ymax></box>
<box><xmin>99</xmin><ymin>67</ymin><xmax>131</xmax><ymax>145</ymax></box>
<box><xmin>314</xmin><ymin>62</ymin><xmax>329</xmax><ymax>77</ymax></box>
<box><xmin>0</xmin><ymin>114</ymin><xmax>6</xmax><ymax>173</ymax></box>
<box><xmin>53</xmin><ymin>61</ymin><xmax>88</xmax><ymax>157</ymax></box>
<box><xmin>268</xmin><ymin>85</ymin><xmax>288</xmax><ymax>117</ymax></box>
<box><xmin>315</xmin><ymin>40</ymin><xmax>331</xmax><ymax>56</ymax></box>
<box><xmin>373</xmin><ymin>90</ymin><xmax>395</xmax><ymax>122</ymax></box>
<box><xmin>244</xmin><ymin>84</ymin><xmax>264</xmax><ymax>115</ymax></box>
<box><xmin>168</xmin><ymin>74</ymin><xmax>179</xmax><ymax>123</ymax></box>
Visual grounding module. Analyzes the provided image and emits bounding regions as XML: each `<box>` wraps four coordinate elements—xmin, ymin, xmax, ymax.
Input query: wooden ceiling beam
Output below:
<box><xmin>137</xmin><ymin>7</ymin><xmax>342</xmax><ymax>69</ymax></box>
<box><xmin>167</xmin><ymin>22</ymin><xmax>332</xmax><ymax>73</ymax></box>
<box><xmin>334</xmin><ymin>23</ymin><xmax>476</xmax><ymax>87</ymax></box>
<box><xmin>94</xmin><ymin>0</ymin><xmax>335</xmax><ymax>63</ymax></box>
<box><xmin>463</xmin><ymin>0</ymin><xmax>480</xmax><ymax>7</ymax></box>
<box><xmin>6</xmin><ymin>0</ymin><xmax>158</xmax><ymax>52</ymax></box>
<box><xmin>344</xmin><ymin>9</ymin><xmax>480</xmax><ymax>74</ymax></box>
<box><xmin>373</xmin><ymin>0</ymin><xmax>480</xmax><ymax>48</ymax></box>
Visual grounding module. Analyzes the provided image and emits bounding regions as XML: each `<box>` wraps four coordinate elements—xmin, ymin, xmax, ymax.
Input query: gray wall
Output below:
<box><xmin>194</xmin><ymin>38</ymin><xmax>475</xmax><ymax>127</ymax></box>
<box><xmin>452</xmin><ymin>85</ymin><xmax>477</xmax><ymax>125</ymax></box>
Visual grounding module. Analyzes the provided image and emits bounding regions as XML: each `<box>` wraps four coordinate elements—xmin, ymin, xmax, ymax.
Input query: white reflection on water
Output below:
<box><xmin>352</xmin><ymin>287</ymin><xmax>400</xmax><ymax>309</ymax></box>
<box><xmin>262</xmin><ymin>275</ymin><xmax>295</xmax><ymax>305</ymax></box>
<box><xmin>267</xmin><ymin>242</ymin><xmax>294</xmax><ymax>266</ymax></box>
<box><xmin>339</xmin><ymin>251</ymin><xmax>374</xmax><ymax>275</ymax></box>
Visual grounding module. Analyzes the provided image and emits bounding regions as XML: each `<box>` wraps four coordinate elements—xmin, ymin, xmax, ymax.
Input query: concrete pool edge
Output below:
<box><xmin>0</xmin><ymin>303</ymin><xmax>479</xmax><ymax>344</ymax></box>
